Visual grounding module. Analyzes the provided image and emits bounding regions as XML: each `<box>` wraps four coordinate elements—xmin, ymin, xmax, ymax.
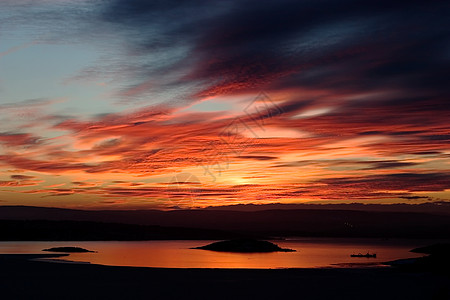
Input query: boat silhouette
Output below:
<box><xmin>350</xmin><ymin>252</ymin><xmax>376</xmax><ymax>258</ymax></box>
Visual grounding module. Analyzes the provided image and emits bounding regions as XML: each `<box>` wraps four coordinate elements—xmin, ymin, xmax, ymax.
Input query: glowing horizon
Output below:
<box><xmin>0</xmin><ymin>0</ymin><xmax>449</xmax><ymax>209</ymax></box>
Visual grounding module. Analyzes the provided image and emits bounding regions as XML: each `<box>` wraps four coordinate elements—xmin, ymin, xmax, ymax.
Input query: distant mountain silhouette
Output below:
<box><xmin>0</xmin><ymin>219</ymin><xmax>245</xmax><ymax>241</ymax></box>
<box><xmin>202</xmin><ymin>202</ymin><xmax>450</xmax><ymax>215</ymax></box>
<box><xmin>1</xmin><ymin>205</ymin><xmax>450</xmax><ymax>239</ymax></box>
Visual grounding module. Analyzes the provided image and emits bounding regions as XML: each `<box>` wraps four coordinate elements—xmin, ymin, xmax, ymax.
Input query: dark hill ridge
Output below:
<box><xmin>203</xmin><ymin>203</ymin><xmax>450</xmax><ymax>215</ymax></box>
<box><xmin>0</xmin><ymin>220</ymin><xmax>244</xmax><ymax>241</ymax></box>
<box><xmin>0</xmin><ymin>205</ymin><xmax>450</xmax><ymax>238</ymax></box>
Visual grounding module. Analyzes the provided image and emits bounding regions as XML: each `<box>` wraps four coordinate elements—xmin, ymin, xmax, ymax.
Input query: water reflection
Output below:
<box><xmin>0</xmin><ymin>239</ymin><xmax>432</xmax><ymax>269</ymax></box>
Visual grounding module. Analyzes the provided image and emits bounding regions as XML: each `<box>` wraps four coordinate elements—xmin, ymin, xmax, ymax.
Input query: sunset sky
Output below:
<box><xmin>0</xmin><ymin>0</ymin><xmax>449</xmax><ymax>209</ymax></box>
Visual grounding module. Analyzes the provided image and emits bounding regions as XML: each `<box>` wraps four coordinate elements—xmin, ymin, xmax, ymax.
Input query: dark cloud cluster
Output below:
<box><xmin>319</xmin><ymin>172</ymin><xmax>450</xmax><ymax>192</ymax></box>
<box><xmin>0</xmin><ymin>133</ymin><xmax>41</xmax><ymax>147</ymax></box>
<box><xmin>102</xmin><ymin>0</ymin><xmax>450</xmax><ymax>101</ymax></box>
<box><xmin>97</xmin><ymin>1</ymin><xmax>450</xmax><ymax>169</ymax></box>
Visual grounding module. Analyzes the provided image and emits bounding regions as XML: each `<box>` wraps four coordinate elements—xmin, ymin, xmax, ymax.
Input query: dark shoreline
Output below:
<box><xmin>1</xmin><ymin>254</ymin><xmax>448</xmax><ymax>300</ymax></box>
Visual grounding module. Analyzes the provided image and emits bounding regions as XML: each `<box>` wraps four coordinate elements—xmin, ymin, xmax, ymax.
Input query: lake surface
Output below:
<box><xmin>0</xmin><ymin>238</ymin><xmax>435</xmax><ymax>269</ymax></box>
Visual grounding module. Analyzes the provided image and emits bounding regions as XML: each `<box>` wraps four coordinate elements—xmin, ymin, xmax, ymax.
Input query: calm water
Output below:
<box><xmin>0</xmin><ymin>238</ymin><xmax>435</xmax><ymax>269</ymax></box>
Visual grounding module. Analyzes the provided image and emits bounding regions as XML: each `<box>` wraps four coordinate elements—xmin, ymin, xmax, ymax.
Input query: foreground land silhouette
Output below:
<box><xmin>0</xmin><ymin>254</ymin><xmax>448</xmax><ymax>300</ymax></box>
<box><xmin>389</xmin><ymin>243</ymin><xmax>450</xmax><ymax>274</ymax></box>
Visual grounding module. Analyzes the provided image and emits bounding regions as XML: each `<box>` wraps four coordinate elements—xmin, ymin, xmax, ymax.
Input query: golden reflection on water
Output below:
<box><xmin>0</xmin><ymin>239</ymin><xmax>428</xmax><ymax>268</ymax></box>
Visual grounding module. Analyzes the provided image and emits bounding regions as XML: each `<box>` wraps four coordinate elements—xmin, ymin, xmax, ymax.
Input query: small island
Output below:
<box><xmin>42</xmin><ymin>247</ymin><xmax>96</xmax><ymax>253</ymax></box>
<box><xmin>192</xmin><ymin>239</ymin><xmax>295</xmax><ymax>253</ymax></box>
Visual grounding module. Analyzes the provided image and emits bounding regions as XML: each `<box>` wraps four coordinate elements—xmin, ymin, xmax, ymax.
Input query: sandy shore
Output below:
<box><xmin>0</xmin><ymin>254</ymin><xmax>448</xmax><ymax>300</ymax></box>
